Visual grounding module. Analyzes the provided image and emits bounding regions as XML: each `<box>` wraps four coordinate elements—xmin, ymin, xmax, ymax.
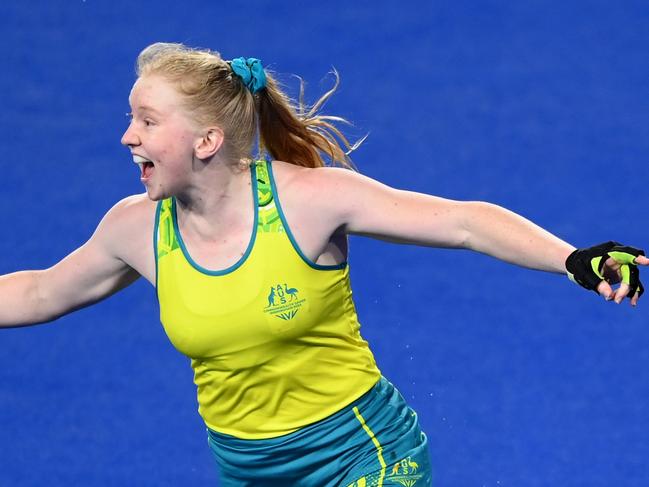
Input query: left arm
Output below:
<box><xmin>314</xmin><ymin>167</ymin><xmax>573</xmax><ymax>272</ymax></box>
<box><xmin>308</xmin><ymin>167</ymin><xmax>647</xmax><ymax>303</ymax></box>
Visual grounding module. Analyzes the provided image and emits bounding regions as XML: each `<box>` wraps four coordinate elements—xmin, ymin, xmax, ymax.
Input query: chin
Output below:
<box><xmin>144</xmin><ymin>186</ymin><xmax>169</xmax><ymax>202</ymax></box>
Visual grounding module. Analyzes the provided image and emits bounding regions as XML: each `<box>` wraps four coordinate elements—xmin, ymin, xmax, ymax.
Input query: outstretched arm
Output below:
<box><xmin>0</xmin><ymin>197</ymin><xmax>144</xmax><ymax>328</ymax></box>
<box><xmin>309</xmin><ymin>167</ymin><xmax>647</xmax><ymax>304</ymax></box>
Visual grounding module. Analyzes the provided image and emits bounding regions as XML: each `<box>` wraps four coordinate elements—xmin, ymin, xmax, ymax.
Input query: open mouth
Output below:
<box><xmin>133</xmin><ymin>155</ymin><xmax>155</xmax><ymax>180</ymax></box>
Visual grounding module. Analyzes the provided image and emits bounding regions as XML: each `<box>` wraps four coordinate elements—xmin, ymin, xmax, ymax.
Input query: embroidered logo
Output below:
<box><xmin>263</xmin><ymin>283</ymin><xmax>306</xmax><ymax>321</ymax></box>
<box><xmin>388</xmin><ymin>456</ymin><xmax>423</xmax><ymax>487</ymax></box>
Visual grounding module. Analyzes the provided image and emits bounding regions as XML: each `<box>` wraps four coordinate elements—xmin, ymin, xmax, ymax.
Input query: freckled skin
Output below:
<box><xmin>121</xmin><ymin>75</ymin><xmax>202</xmax><ymax>202</ymax></box>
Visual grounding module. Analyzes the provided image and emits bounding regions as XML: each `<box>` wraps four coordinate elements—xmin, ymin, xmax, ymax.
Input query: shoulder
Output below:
<box><xmin>269</xmin><ymin>160</ymin><xmax>380</xmax><ymax>202</ymax></box>
<box><xmin>92</xmin><ymin>193</ymin><xmax>158</xmax><ymax>252</ymax></box>
<box><xmin>99</xmin><ymin>193</ymin><xmax>158</xmax><ymax>231</ymax></box>
<box><xmin>88</xmin><ymin>193</ymin><xmax>158</xmax><ymax>280</ymax></box>
<box><xmin>268</xmin><ymin>160</ymin><xmax>400</xmax><ymax>238</ymax></box>
<box><xmin>269</xmin><ymin>160</ymin><xmax>399</xmax><ymax>219</ymax></box>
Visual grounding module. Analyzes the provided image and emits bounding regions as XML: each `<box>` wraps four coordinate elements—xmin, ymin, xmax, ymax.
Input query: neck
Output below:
<box><xmin>175</xmin><ymin>156</ymin><xmax>254</xmax><ymax>239</ymax></box>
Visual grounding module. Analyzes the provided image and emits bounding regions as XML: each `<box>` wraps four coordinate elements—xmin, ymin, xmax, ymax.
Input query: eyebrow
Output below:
<box><xmin>131</xmin><ymin>104</ymin><xmax>164</xmax><ymax>116</ymax></box>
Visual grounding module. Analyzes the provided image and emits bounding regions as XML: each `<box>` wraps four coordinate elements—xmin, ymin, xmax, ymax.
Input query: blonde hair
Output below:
<box><xmin>135</xmin><ymin>42</ymin><xmax>360</xmax><ymax>169</ymax></box>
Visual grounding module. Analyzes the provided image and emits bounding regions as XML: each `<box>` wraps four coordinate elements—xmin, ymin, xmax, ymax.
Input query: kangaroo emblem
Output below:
<box><xmin>266</xmin><ymin>287</ymin><xmax>276</xmax><ymax>307</ymax></box>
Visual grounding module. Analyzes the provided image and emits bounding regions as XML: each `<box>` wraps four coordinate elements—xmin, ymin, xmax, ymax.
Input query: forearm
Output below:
<box><xmin>0</xmin><ymin>270</ymin><xmax>53</xmax><ymax>327</ymax></box>
<box><xmin>462</xmin><ymin>202</ymin><xmax>575</xmax><ymax>274</ymax></box>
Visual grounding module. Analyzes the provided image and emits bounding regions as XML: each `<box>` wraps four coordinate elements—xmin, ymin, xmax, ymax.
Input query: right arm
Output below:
<box><xmin>0</xmin><ymin>195</ymin><xmax>153</xmax><ymax>328</ymax></box>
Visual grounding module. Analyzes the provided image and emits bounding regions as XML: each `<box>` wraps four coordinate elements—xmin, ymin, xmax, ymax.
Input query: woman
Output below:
<box><xmin>1</xmin><ymin>43</ymin><xmax>645</xmax><ymax>486</ymax></box>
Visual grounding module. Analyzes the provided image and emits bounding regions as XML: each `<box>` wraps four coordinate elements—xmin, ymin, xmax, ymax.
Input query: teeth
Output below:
<box><xmin>133</xmin><ymin>155</ymin><xmax>152</xmax><ymax>164</ymax></box>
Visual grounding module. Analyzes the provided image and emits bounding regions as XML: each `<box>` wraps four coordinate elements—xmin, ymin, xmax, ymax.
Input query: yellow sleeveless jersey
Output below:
<box><xmin>154</xmin><ymin>160</ymin><xmax>381</xmax><ymax>439</ymax></box>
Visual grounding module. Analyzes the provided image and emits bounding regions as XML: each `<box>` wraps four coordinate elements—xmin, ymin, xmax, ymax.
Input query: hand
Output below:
<box><xmin>597</xmin><ymin>253</ymin><xmax>649</xmax><ymax>305</ymax></box>
<box><xmin>565</xmin><ymin>241</ymin><xmax>647</xmax><ymax>307</ymax></box>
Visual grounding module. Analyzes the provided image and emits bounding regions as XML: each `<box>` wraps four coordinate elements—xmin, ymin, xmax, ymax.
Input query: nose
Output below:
<box><xmin>121</xmin><ymin>122</ymin><xmax>140</xmax><ymax>147</ymax></box>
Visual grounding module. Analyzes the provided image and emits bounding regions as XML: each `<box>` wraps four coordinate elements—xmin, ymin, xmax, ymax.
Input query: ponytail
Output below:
<box><xmin>257</xmin><ymin>72</ymin><xmax>362</xmax><ymax>169</ymax></box>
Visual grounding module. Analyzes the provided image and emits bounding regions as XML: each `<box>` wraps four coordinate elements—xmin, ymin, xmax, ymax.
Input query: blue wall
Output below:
<box><xmin>1</xmin><ymin>1</ymin><xmax>648</xmax><ymax>485</ymax></box>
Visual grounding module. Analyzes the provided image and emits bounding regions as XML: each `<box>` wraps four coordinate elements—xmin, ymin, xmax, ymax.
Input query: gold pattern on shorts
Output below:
<box><xmin>387</xmin><ymin>456</ymin><xmax>423</xmax><ymax>486</ymax></box>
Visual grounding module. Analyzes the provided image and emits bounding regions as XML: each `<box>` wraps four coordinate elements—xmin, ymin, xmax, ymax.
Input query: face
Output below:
<box><xmin>121</xmin><ymin>75</ymin><xmax>201</xmax><ymax>200</ymax></box>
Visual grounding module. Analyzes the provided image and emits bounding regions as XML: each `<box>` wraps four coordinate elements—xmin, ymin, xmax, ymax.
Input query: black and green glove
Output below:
<box><xmin>565</xmin><ymin>241</ymin><xmax>645</xmax><ymax>298</ymax></box>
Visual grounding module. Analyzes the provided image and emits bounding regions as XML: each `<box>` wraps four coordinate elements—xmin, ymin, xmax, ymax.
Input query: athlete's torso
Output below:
<box><xmin>154</xmin><ymin>160</ymin><xmax>381</xmax><ymax>439</ymax></box>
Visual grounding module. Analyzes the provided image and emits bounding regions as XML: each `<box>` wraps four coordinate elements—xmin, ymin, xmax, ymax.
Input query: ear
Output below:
<box><xmin>194</xmin><ymin>126</ymin><xmax>225</xmax><ymax>159</ymax></box>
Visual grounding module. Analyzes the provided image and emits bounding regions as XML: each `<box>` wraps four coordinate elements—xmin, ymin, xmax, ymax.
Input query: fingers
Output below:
<box><xmin>634</xmin><ymin>255</ymin><xmax>649</xmax><ymax>266</ymax></box>
<box><xmin>613</xmin><ymin>282</ymin><xmax>630</xmax><ymax>304</ymax></box>
<box><xmin>626</xmin><ymin>265</ymin><xmax>640</xmax><ymax>297</ymax></box>
<box><xmin>597</xmin><ymin>280</ymin><xmax>614</xmax><ymax>300</ymax></box>
<box><xmin>603</xmin><ymin>264</ymin><xmax>643</xmax><ymax>305</ymax></box>
<box><xmin>601</xmin><ymin>257</ymin><xmax>644</xmax><ymax>303</ymax></box>
<box><xmin>631</xmin><ymin>281</ymin><xmax>645</xmax><ymax>307</ymax></box>
<box><xmin>608</xmin><ymin>245</ymin><xmax>646</xmax><ymax>265</ymax></box>
<box><xmin>598</xmin><ymin>277</ymin><xmax>643</xmax><ymax>305</ymax></box>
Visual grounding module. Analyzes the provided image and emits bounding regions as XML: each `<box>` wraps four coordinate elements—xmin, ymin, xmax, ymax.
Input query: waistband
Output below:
<box><xmin>207</xmin><ymin>376</ymin><xmax>386</xmax><ymax>448</ymax></box>
<box><xmin>206</xmin><ymin>376</ymin><xmax>426</xmax><ymax>486</ymax></box>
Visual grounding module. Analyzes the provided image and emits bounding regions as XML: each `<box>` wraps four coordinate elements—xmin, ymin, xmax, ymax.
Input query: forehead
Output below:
<box><xmin>128</xmin><ymin>75</ymin><xmax>184</xmax><ymax>113</ymax></box>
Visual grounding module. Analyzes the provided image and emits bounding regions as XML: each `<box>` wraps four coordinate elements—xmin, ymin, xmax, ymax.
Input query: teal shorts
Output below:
<box><xmin>207</xmin><ymin>377</ymin><xmax>433</xmax><ymax>486</ymax></box>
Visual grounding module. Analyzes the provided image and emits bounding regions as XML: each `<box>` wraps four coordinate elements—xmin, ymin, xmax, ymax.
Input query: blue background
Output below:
<box><xmin>1</xmin><ymin>1</ymin><xmax>648</xmax><ymax>485</ymax></box>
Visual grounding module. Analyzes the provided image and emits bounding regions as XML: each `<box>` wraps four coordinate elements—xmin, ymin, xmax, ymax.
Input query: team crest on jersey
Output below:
<box><xmin>263</xmin><ymin>283</ymin><xmax>306</xmax><ymax>321</ymax></box>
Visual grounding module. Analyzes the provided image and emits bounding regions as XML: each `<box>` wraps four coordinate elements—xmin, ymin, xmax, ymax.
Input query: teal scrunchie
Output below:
<box><xmin>229</xmin><ymin>57</ymin><xmax>267</xmax><ymax>94</ymax></box>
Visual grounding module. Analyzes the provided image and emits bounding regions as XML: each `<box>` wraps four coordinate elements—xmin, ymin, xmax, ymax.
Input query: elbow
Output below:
<box><xmin>31</xmin><ymin>270</ymin><xmax>60</xmax><ymax>323</ymax></box>
<box><xmin>459</xmin><ymin>201</ymin><xmax>499</xmax><ymax>251</ymax></box>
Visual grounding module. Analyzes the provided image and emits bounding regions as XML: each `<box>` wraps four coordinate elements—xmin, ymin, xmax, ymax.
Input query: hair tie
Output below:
<box><xmin>229</xmin><ymin>57</ymin><xmax>267</xmax><ymax>94</ymax></box>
